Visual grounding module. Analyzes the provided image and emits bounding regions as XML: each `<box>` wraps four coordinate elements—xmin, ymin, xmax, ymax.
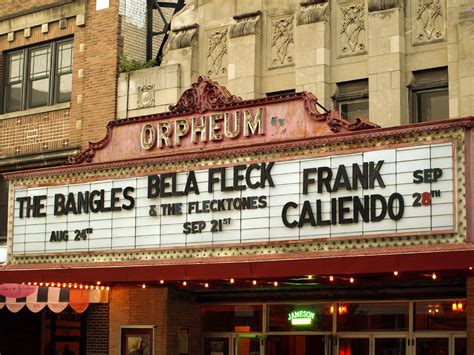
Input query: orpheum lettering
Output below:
<box><xmin>140</xmin><ymin>107</ymin><xmax>265</xmax><ymax>149</ymax></box>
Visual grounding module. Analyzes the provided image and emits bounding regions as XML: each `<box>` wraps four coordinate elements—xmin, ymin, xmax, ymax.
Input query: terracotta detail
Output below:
<box><xmin>66</xmin><ymin>123</ymin><xmax>114</xmax><ymax>165</ymax></box>
<box><xmin>169</xmin><ymin>75</ymin><xmax>242</xmax><ymax>114</ymax></box>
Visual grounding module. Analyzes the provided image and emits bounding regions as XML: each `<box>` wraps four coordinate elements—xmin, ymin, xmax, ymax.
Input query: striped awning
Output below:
<box><xmin>0</xmin><ymin>284</ymin><xmax>108</xmax><ymax>313</ymax></box>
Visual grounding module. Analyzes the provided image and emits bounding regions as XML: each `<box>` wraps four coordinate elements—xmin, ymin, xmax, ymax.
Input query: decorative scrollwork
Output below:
<box><xmin>271</xmin><ymin>17</ymin><xmax>294</xmax><ymax>67</ymax></box>
<box><xmin>340</xmin><ymin>3</ymin><xmax>366</xmax><ymax>54</ymax></box>
<box><xmin>207</xmin><ymin>29</ymin><xmax>228</xmax><ymax>76</ymax></box>
<box><xmin>65</xmin><ymin>123</ymin><xmax>114</xmax><ymax>165</ymax></box>
<box><xmin>416</xmin><ymin>0</ymin><xmax>443</xmax><ymax>42</ymax></box>
<box><xmin>169</xmin><ymin>76</ymin><xmax>242</xmax><ymax>114</ymax></box>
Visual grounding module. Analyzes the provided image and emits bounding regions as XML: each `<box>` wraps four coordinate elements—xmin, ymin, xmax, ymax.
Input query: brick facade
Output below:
<box><xmin>70</xmin><ymin>0</ymin><xmax>121</xmax><ymax>148</ymax></box>
<box><xmin>467</xmin><ymin>277</ymin><xmax>474</xmax><ymax>355</ymax></box>
<box><xmin>0</xmin><ymin>0</ymin><xmax>121</xmax><ymax>159</ymax></box>
<box><xmin>167</xmin><ymin>289</ymin><xmax>201</xmax><ymax>355</ymax></box>
<box><xmin>0</xmin><ymin>0</ymin><xmax>63</xmax><ymax>19</ymax></box>
<box><xmin>109</xmin><ymin>286</ymin><xmax>168</xmax><ymax>355</ymax></box>
<box><xmin>108</xmin><ymin>286</ymin><xmax>201</xmax><ymax>355</ymax></box>
<box><xmin>85</xmin><ymin>303</ymin><xmax>110</xmax><ymax>355</ymax></box>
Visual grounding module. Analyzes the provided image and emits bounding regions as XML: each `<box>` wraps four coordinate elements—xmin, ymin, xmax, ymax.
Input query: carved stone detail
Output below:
<box><xmin>66</xmin><ymin>123</ymin><xmax>113</xmax><ymax>165</ymax></box>
<box><xmin>160</xmin><ymin>24</ymin><xmax>198</xmax><ymax>65</ymax></box>
<box><xmin>414</xmin><ymin>0</ymin><xmax>444</xmax><ymax>44</ymax></box>
<box><xmin>229</xmin><ymin>11</ymin><xmax>261</xmax><ymax>38</ymax></box>
<box><xmin>297</xmin><ymin>1</ymin><xmax>329</xmax><ymax>25</ymax></box>
<box><xmin>270</xmin><ymin>16</ymin><xmax>295</xmax><ymax>68</ymax></box>
<box><xmin>137</xmin><ymin>84</ymin><xmax>155</xmax><ymax>108</ymax></box>
<box><xmin>206</xmin><ymin>29</ymin><xmax>228</xmax><ymax>77</ymax></box>
<box><xmin>368</xmin><ymin>0</ymin><xmax>403</xmax><ymax>12</ymax></box>
<box><xmin>169</xmin><ymin>76</ymin><xmax>242</xmax><ymax>114</ymax></box>
<box><xmin>338</xmin><ymin>2</ymin><xmax>366</xmax><ymax>56</ymax></box>
<box><xmin>168</xmin><ymin>24</ymin><xmax>198</xmax><ymax>50</ymax></box>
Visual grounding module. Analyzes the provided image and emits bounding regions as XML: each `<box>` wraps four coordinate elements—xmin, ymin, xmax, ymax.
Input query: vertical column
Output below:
<box><xmin>367</xmin><ymin>2</ymin><xmax>407</xmax><ymax>127</ymax></box>
<box><xmin>467</xmin><ymin>277</ymin><xmax>474</xmax><ymax>354</ymax></box>
<box><xmin>227</xmin><ymin>11</ymin><xmax>262</xmax><ymax>100</ymax></box>
<box><xmin>446</xmin><ymin>1</ymin><xmax>460</xmax><ymax>118</ymax></box>
<box><xmin>161</xmin><ymin>24</ymin><xmax>198</xmax><ymax>91</ymax></box>
<box><xmin>295</xmin><ymin>1</ymin><xmax>331</xmax><ymax>109</ymax></box>
<box><xmin>456</xmin><ymin>1</ymin><xmax>474</xmax><ymax>117</ymax></box>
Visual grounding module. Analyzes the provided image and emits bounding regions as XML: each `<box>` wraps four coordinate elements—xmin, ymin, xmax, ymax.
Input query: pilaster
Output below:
<box><xmin>295</xmin><ymin>1</ymin><xmax>331</xmax><ymax>109</ymax></box>
<box><xmin>367</xmin><ymin>4</ymin><xmax>407</xmax><ymax>127</ymax></box>
<box><xmin>227</xmin><ymin>11</ymin><xmax>262</xmax><ymax>99</ymax></box>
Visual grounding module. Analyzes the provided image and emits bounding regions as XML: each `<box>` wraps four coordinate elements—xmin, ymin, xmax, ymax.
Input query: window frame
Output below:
<box><xmin>2</xmin><ymin>37</ymin><xmax>73</xmax><ymax>114</ymax></box>
<box><xmin>411</xmin><ymin>87</ymin><xmax>449</xmax><ymax>124</ymax></box>
<box><xmin>409</xmin><ymin>67</ymin><xmax>449</xmax><ymax>123</ymax></box>
<box><xmin>333</xmin><ymin>79</ymin><xmax>369</xmax><ymax>122</ymax></box>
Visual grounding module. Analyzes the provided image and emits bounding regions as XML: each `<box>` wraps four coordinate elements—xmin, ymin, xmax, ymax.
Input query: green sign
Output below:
<box><xmin>288</xmin><ymin>310</ymin><xmax>316</xmax><ymax>326</ymax></box>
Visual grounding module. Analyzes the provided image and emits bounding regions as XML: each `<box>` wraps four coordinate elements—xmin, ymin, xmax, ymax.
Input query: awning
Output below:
<box><xmin>0</xmin><ymin>284</ymin><xmax>108</xmax><ymax>313</ymax></box>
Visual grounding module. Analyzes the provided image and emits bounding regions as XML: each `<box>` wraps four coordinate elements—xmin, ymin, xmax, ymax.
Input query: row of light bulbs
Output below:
<box><xmin>23</xmin><ymin>281</ymin><xmax>109</xmax><ymax>291</ymax></box>
<box><xmin>24</xmin><ymin>268</ymin><xmax>470</xmax><ymax>291</ymax></box>
<box><xmin>138</xmin><ymin>270</ymin><xmax>449</xmax><ymax>289</ymax></box>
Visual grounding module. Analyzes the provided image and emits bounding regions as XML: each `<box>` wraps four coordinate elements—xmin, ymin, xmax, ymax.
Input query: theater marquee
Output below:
<box><xmin>11</xmin><ymin>142</ymin><xmax>454</xmax><ymax>255</ymax></box>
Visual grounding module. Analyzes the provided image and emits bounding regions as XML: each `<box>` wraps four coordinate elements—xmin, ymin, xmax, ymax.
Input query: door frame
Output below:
<box><xmin>235</xmin><ymin>333</ymin><xmax>265</xmax><ymax>355</ymax></box>
<box><xmin>203</xmin><ymin>333</ymin><xmax>234</xmax><ymax>355</ymax></box>
<box><xmin>337</xmin><ymin>333</ymin><xmax>409</xmax><ymax>355</ymax></box>
<box><xmin>413</xmin><ymin>332</ymin><xmax>467</xmax><ymax>355</ymax></box>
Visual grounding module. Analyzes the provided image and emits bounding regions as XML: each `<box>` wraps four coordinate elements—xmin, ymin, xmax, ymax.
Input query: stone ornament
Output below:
<box><xmin>206</xmin><ymin>29</ymin><xmax>228</xmax><ymax>77</ymax></box>
<box><xmin>229</xmin><ymin>11</ymin><xmax>261</xmax><ymax>38</ymax></box>
<box><xmin>271</xmin><ymin>16</ymin><xmax>294</xmax><ymax>68</ymax></box>
<box><xmin>339</xmin><ymin>3</ymin><xmax>366</xmax><ymax>55</ymax></box>
<box><xmin>368</xmin><ymin>0</ymin><xmax>403</xmax><ymax>12</ymax></box>
<box><xmin>414</xmin><ymin>0</ymin><xmax>445</xmax><ymax>44</ymax></box>
<box><xmin>137</xmin><ymin>84</ymin><xmax>155</xmax><ymax>108</ymax></box>
<box><xmin>297</xmin><ymin>1</ymin><xmax>329</xmax><ymax>25</ymax></box>
<box><xmin>169</xmin><ymin>76</ymin><xmax>242</xmax><ymax>114</ymax></box>
<box><xmin>161</xmin><ymin>24</ymin><xmax>198</xmax><ymax>65</ymax></box>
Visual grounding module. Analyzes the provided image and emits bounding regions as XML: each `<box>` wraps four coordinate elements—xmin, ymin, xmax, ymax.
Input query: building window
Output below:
<box><xmin>266</xmin><ymin>89</ymin><xmax>296</xmax><ymax>97</ymax></box>
<box><xmin>3</xmin><ymin>38</ymin><xmax>73</xmax><ymax>113</ymax></box>
<box><xmin>334</xmin><ymin>79</ymin><xmax>369</xmax><ymax>122</ymax></box>
<box><xmin>410</xmin><ymin>67</ymin><xmax>448</xmax><ymax>123</ymax></box>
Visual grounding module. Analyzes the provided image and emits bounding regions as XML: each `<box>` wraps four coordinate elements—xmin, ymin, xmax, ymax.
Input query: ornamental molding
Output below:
<box><xmin>137</xmin><ymin>84</ymin><xmax>155</xmax><ymax>108</ymax></box>
<box><xmin>414</xmin><ymin>0</ymin><xmax>445</xmax><ymax>45</ymax></box>
<box><xmin>229</xmin><ymin>11</ymin><xmax>261</xmax><ymax>38</ymax></box>
<box><xmin>270</xmin><ymin>16</ymin><xmax>295</xmax><ymax>68</ymax></box>
<box><xmin>368</xmin><ymin>0</ymin><xmax>404</xmax><ymax>12</ymax></box>
<box><xmin>169</xmin><ymin>75</ymin><xmax>241</xmax><ymax>114</ymax></box>
<box><xmin>206</xmin><ymin>28</ymin><xmax>228</xmax><ymax>77</ymax></box>
<box><xmin>297</xmin><ymin>1</ymin><xmax>329</xmax><ymax>25</ymax></box>
<box><xmin>167</xmin><ymin>23</ymin><xmax>198</xmax><ymax>50</ymax></box>
<box><xmin>338</xmin><ymin>2</ymin><xmax>366</xmax><ymax>56</ymax></box>
<box><xmin>6</xmin><ymin>117</ymin><xmax>469</xmax><ymax>178</ymax></box>
<box><xmin>54</xmin><ymin>76</ymin><xmax>474</xmax><ymax>169</ymax></box>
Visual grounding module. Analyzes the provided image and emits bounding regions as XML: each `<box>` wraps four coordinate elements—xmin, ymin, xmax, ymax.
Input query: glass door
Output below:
<box><xmin>338</xmin><ymin>335</ymin><xmax>408</xmax><ymax>355</ymax></box>
<box><xmin>265</xmin><ymin>335</ymin><xmax>328</xmax><ymax>355</ymax></box>
<box><xmin>236</xmin><ymin>335</ymin><xmax>263</xmax><ymax>355</ymax></box>
<box><xmin>204</xmin><ymin>336</ymin><xmax>232</xmax><ymax>355</ymax></box>
<box><xmin>452</xmin><ymin>336</ymin><xmax>466</xmax><ymax>355</ymax></box>
<box><xmin>414</xmin><ymin>334</ymin><xmax>467</xmax><ymax>355</ymax></box>
<box><xmin>415</xmin><ymin>336</ymin><xmax>449</xmax><ymax>355</ymax></box>
<box><xmin>373</xmin><ymin>336</ymin><xmax>407</xmax><ymax>355</ymax></box>
<box><xmin>338</xmin><ymin>336</ymin><xmax>370</xmax><ymax>355</ymax></box>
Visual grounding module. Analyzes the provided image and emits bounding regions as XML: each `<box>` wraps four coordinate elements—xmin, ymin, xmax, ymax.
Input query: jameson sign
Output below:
<box><xmin>12</xmin><ymin>142</ymin><xmax>454</xmax><ymax>254</ymax></box>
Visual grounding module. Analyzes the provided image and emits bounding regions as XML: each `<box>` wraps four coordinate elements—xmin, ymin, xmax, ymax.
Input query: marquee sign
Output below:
<box><xmin>11</xmin><ymin>142</ymin><xmax>454</xmax><ymax>255</ymax></box>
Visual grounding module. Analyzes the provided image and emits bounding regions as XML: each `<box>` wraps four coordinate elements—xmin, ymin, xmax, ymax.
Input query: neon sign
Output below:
<box><xmin>288</xmin><ymin>310</ymin><xmax>316</xmax><ymax>326</ymax></box>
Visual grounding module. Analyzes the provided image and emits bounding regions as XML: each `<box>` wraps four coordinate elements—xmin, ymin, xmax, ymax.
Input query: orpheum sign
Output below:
<box><xmin>7</xmin><ymin>77</ymin><xmax>456</xmax><ymax>255</ymax></box>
